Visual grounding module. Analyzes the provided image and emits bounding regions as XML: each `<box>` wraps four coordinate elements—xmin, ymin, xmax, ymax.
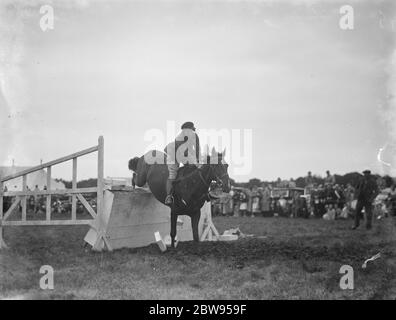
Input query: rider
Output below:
<box><xmin>164</xmin><ymin>121</ymin><xmax>201</xmax><ymax>205</ymax></box>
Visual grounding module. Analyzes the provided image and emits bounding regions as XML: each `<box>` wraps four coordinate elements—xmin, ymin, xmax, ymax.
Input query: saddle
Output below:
<box><xmin>173</xmin><ymin>164</ymin><xmax>197</xmax><ymax>184</ymax></box>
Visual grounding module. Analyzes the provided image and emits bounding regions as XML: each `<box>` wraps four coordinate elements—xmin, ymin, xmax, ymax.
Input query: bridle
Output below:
<box><xmin>198</xmin><ymin>164</ymin><xmax>229</xmax><ymax>189</ymax></box>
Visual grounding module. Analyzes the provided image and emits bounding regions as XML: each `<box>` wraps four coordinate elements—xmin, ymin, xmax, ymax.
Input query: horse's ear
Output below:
<box><xmin>222</xmin><ymin>148</ymin><xmax>226</xmax><ymax>157</ymax></box>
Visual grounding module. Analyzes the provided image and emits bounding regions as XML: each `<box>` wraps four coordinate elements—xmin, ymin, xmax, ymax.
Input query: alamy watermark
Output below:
<box><xmin>339</xmin><ymin>265</ymin><xmax>354</xmax><ymax>290</ymax></box>
<box><xmin>143</xmin><ymin>121</ymin><xmax>253</xmax><ymax>176</ymax></box>
<box><xmin>39</xmin><ymin>5</ymin><xmax>54</xmax><ymax>31</ymax></box>
<box><xmin>39</xmin><ymin>265</ymin><xmax>54</xmax><ymax>290</ymax></box>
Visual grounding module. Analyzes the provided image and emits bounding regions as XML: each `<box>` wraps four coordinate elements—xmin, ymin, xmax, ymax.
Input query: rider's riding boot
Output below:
<box><xmin>165</xmin><ymin>179</ymin><xmax>174</xmax><ymax>205</ymax></box>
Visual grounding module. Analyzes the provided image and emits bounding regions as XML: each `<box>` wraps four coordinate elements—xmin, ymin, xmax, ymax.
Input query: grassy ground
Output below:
<box><xmin>1</xmin><ymin>214</ymin><xmax>395</xmax><ymax>300</ymax></box>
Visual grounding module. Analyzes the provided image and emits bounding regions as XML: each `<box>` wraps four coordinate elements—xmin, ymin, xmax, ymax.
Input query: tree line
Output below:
<box><xmin>231</xmin><ymin>172</ymin><xmax>395</xmax><ymax>189</ymax></box>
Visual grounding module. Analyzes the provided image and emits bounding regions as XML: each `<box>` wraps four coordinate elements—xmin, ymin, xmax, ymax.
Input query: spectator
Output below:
<box><xmin>212</xmin><ymin>198</ymin><xmax>222</xmax><ymax>216</ymax></box>
<box><xmin>339</xmin><ymin>204</ymin><xmax>349</xmax><ymax>219</ymax></box>
<box><xmin>324</xmin><ymin>170</ymin><xmax>336</xmax><ymax>186</ymax></box>
<box><xmin>3</xmin><ymin>186</ymin><xmax>10</xmax><ymax>212</ymax></box>
<box><xmin>278</xmin><ymin>196</ymin><xmax>288</xmax><ymax>216</ymax></box>
<box><xmin>225</xmin><ymin>186</ymin><xmax>235</xmax><ymax>216</ymax></box>
<box><xmin>351</xmin><ymin>170</ymin><xmax>379</xmax><ymax>230</ymax></box>
<box><xmin>344</xmin><ymin>183</ymin><xmax>355</xmax><ymax>204</ymax></box>
<box><xmin>323</xmin><ymin>204</ymin><xmax>336</xmax><ymax>220</ymax></box>
<box><xmin>54</xmin><ymin>198</ymin><xmax>63</xmax><ymax>214</ymax></box>
<box><xmin>246</xmin><ymin>188</ymin><xmax>253</xmax><ymax>217</ymax></box>
<box><xmin>324</xmin><ymin>184</ymin><xmax>337</xmax><ymax>207</ymax></box>
<box><xmin>239</xmin><ymin>191</ymin><xmax>248</xmax><ymax>217</ymax></box>
<box><xmin>334</xmin><ymin>184</ymin><xmax>345</xmax><ymax>217</ymax></box>
<box><xmin>33</xmin><ymin>185</ymin><xmax>40</xmax><ymax>214</ymax></box>
<box><xmin>229</xmin><ymin>186</ymin><xmax>235</xmax><ymax>215</ymax></box>
<box><xmin>221</xmin><ymin>193</ymin><xmax>232</xmax><ymax>216</ymax></box>
<box><xmin>251</xmin><ymin>187</ymin><xmax>260</xmax><ymax>218</ymax></box>
<box><xmin>291</xmin><ymin>192</ymin><xmax>300</xmax><ymax>218</ymax></box>
<box><xmin>316</xmin><ymin>185</ymin><xmax>326</xmax><ymax>217</ymax></box>
<box><xmin>388</xmin><ymin>184</ymin><xmax>396</xmax><ymax>216</ymax></box>
<box><xmin>305</xmin><ymin>171</ymin><xmax>314</xmax><ymax>189</ymax></box>
<box><xmin>232</xmin><ymin>190</ymin><xmax>240</xmax><ymax>217</ymax></box>
<box><xmin>260</xmin><ymin>185</ymin><xmax>271</xmax><ymax>216</ymax></box>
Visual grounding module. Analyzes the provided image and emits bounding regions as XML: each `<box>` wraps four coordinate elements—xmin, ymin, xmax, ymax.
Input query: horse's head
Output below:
<box><xmin>206</xmin><ymin>148</ymin><xmax>230</xmax><ymax>193</ymax></box>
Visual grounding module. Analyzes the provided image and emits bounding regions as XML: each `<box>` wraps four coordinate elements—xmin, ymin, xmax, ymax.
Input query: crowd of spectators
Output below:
<box><xmin>211</xmin><ymin>170</ymin><xmax>396</xmax><ymax>221</ymax></box>
<box><xmin>3</xmin><ymin>170</ymin><xmax>396</xmax><ymax>222</ymax></box>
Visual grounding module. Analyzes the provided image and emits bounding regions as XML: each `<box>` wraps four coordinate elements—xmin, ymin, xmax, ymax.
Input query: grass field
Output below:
<box><xmin>1</xmin><ymin>215</ymin><xmax>395</xmax><ymax>300</ymax></box>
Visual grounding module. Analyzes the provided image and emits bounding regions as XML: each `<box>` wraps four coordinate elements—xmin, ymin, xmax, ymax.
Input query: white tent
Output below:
<box><xmin>0</xmin><ymin>166</ymin><xmax>66</xmax><ymax>191</ymax></box>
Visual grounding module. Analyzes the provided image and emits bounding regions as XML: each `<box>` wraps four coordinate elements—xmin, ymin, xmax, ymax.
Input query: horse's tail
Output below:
<box><xmin>128</xmin><ymin>157</ymin><xmax>140</xmax><ymax>172</ymax></box>
<box><xmin>128</xmin><ymin>155</ymin><xmax>149</xmax><ymax>187</ymax></box>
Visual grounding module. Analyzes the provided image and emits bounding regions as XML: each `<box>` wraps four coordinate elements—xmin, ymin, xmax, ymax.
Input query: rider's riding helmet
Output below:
<box><xmin>181</xmin><ymin>122</ymin><xmax>196</xmax><ymax>131</ymax></box>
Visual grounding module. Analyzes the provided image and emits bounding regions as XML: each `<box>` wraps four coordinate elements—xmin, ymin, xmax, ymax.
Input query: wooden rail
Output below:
<box><xmin>0</xmin><ymin>136</ymin><xmax>106</xmax><ymax>250</ymax></box>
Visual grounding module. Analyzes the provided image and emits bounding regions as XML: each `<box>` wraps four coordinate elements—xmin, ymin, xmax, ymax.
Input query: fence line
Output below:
<box><xmin>0</xmin><ymin>136</ymin><xmax>108</xmax><ymax>250</ymax></box>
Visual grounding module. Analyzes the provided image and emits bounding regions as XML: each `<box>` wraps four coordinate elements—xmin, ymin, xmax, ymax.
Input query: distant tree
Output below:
<box><xmin>54</xmin><ymin>178</ymin><xmax>98</xmax><ymax>189</ymax></box>
<box><xmin>247</xmin><ymin>178</ymin><xmax>261</xmax><ymax>189</ymax></box>
<box><xmin>295</xmin><ymin>177</ymin><xmax>306</xmax><ymax>188</ymax></box>
<box><xmin>338</xmin><ymin>172</ymin><xmax>362</xmax><ymax>187</ymax></box>
<box><xmin>77</xmin><ymin>178</ymin><xmax>98</xmax><ymax>188</ymax></box>
<box><xmin>334</xmin><ymin>174</ymin><xmax>343</xmax><ymax>185</ymax></box>
<box><xmin>383</xmin><ymin>175</ymin><xmax>394</xmax><ymax>187</ymax></box>
<box><xmin>220</xmin><ymin>171</ymin><xmax>394</xmax><ymax>190</ymax></box>
<box><xmin>312</xmin><ymin>175</ymin><xmax>324</xmax><ymax>186</ymax></box>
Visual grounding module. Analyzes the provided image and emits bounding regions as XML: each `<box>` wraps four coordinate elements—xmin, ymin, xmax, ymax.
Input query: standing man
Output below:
<box><xmin>33</xmin><ymin>185</ymin><xmax>40</xmax><ymax>214</ymax></box>
<box><xmin>305</xmin><ymin>171</ymin><xmax>314</xmax><ymax>195</ymax></box>
<box><xmin>324</xmin><ymin>170</ymin><xmax>336</xmax><ymax>186</ymax></box>
<box><xmin>260</xmin><ymin>185</ymin><xmax>271</xmax><ymax>216</ymax></box>
<box><xmin>305</xmin><ymin>171</ymin><xmax>314</xmax><ymax>187</ymax></box>
<box><xmin>164</xmin><ymin>121</ymin><xmax>201</xmax><ymax>205</ymax></box>
<box><xmin>351</xmin><ymin>170</ymin><xmax>379</xmax><ymax>230</ymax></box>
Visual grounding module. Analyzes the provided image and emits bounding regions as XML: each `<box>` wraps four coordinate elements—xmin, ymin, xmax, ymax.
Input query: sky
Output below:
<box><xmin>1</xmin><ymin>0</ymin><xmax>396</xmax><ymax>182</ymax></box>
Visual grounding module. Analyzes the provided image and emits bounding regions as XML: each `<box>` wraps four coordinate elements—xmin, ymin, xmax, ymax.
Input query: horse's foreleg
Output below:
<box><xmin>191</xmin><ymin>210</ymin><xmax>200</xmax><ymax>242</ymax></box>
<box><xmin>132</xmin><ymin>173</ymin><xmax>136</xmax><ymax>189</ymax></box>
<box><xmin>170</xmin><ymin>210</ymin><xmax>177</xmax><ymax>248</ymax></box>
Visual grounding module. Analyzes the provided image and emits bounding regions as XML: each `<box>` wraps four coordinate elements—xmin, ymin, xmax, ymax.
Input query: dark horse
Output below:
<box><xmin>128</xmin><ymin>149</ymin><xmax>230</xmax><ymax>247</ymax></box>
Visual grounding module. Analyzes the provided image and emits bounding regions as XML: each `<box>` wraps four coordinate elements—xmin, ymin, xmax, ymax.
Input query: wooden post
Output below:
<box><xmin>22</xmin><ymin>175</ymin><xmax>27</xmax><ymax>221</ymax></box>
<box><xmin>46</xmin><ymin>166</ymin><xmax>52</xmax><ymax>221</ymax></box>
<box><xmin>200</xmin><ymin>203</ymin><xmax>220</xmax><ymax>242</ymax></box>
<box><xmin>97</xmin><ymin>136</ymin><xmax>104</xmax><ymax>217</ymax></box>
<box><xmin>93</xmin><ymin>136</ymin><xmax>108</xmax><ymax>251</ymax></box>
<box><xmin>72</xmin><ymin>158</ymin><xmax>77</xmax><ymax>221</ymax></box>
<box><xmin>0</xmin><ymin>181</ymin><xmax>7</xmax><ymax>249</ymax></box>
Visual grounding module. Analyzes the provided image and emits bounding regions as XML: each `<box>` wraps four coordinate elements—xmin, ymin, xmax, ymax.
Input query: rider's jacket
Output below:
<box><xmin>164</xmin><ymin>128</ymin><xmax>201</xmax><ymax>165</ymax></box>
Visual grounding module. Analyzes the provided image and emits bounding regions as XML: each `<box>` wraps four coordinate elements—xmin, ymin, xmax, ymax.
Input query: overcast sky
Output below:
<box><xmin>1</xmin><ymin>0</ymin><xmax>395</xmax><ymax>182</ymax></box>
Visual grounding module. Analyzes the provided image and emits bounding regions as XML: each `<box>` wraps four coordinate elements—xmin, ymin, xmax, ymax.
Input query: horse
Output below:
<box><xmin>128</xmin><ymin>148</ymin><xmax>230</xmax><ymax>247</ymax></box>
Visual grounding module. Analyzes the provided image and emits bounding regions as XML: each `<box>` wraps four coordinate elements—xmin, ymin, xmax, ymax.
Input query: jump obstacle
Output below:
<box><xmin>0</xmin><ymin>136</ymin><xmax>220</xmax><ymax>251</ymax></box>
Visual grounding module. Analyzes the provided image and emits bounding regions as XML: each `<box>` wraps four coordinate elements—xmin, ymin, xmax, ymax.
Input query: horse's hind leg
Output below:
<box><xmin>191</xmin><ymin>210</ymin><xmax>200</xmax><ymax>242</ymax></box>
<box><xmin>170</xmin><ymin>210</ymin><xmax>177</xmax><ymax>248</ymax></box>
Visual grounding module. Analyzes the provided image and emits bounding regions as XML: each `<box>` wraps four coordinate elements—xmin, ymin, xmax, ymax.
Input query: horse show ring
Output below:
<box><xmin>1</xmin><ymin>137</ymin><xmax>395</xmax><ymax>300</ymax></box>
